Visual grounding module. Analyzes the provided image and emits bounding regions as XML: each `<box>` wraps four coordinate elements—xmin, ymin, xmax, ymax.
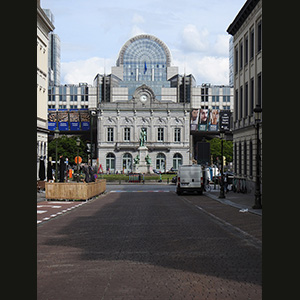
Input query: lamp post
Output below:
<box><xmin>76</xmin><ymin>137</ymin><xmax>80</xmax><ymax>183</ymax></box>
<box><xmin>219</xmin><ymin>129</ymin><xmax>225</xmax><ymax>199</ymax></box>
<box><xmin>90</xmin><ymin>110</ymin><xmax>97</xmax><ymax>166</ymax></box>
<box><xmin>253</xmin><ymin>104</ymin><xmax>262</xmax><ymax>209</ymax></box>
<box><xmin>54</xmin><ymin>128</ymin><xmax>60</xmax><ymax>182</ymax></box>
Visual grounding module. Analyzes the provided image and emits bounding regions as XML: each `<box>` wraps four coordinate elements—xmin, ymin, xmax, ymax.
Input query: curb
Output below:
<box><xmin>205</xmin><ymin>192</ymin><xmax>262</xmax><ymax>216</ymax></box>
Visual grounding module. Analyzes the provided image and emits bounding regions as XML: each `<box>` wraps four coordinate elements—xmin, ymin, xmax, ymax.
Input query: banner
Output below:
<box><xmin>190</xmin><ymin>109</ymin><xmax>199</xmax><ymax>131</ymax></box>
<box><xmin>57</xmin><ymin>111</ymin><xmax>69</xmax><ymax>131</ymax></box>
<box><xmin>80</xmin><ymin>111</ymin><xmax>90</xmax><ymax>131</ymax></box>
<box><xmin>208</xmin><ymin>109</ymin><xmax>219</xmax><ymax>131</ymax></box>
<box><xmin>48</xmin><ymin>111</ymin><xmax>57</xmax><ymax>130</ymax></box>
<box><xmin>190</xmin><ymin>108</ymin><xmax>228</xmax><ymax>132</ymax></box>
<box><xmin>69</xmin><ymin>110</ymin><xmax>80</xmax><ymax>131</ymax></box>
<box><xmin>219</xmin><ymin>110</ymin><xmax>231</xmax><ymax>131</ymax></box>
<box><xmin>199</xmin><ymin>109</ymin><xmax>209</xmax><ymax>131</ymax></box>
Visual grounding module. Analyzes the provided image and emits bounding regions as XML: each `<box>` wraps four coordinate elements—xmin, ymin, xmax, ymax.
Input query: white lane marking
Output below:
<box><xmin>37</xmin><ymin>210</ymin><xmax>47</xmax><ymax>214</ymax></box>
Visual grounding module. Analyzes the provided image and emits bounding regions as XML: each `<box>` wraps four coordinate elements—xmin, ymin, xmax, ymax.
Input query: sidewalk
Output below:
<box><xmin>205</xmin><ymin>185</ymin><xmax>262</xmax><ymax>216</ymax></box>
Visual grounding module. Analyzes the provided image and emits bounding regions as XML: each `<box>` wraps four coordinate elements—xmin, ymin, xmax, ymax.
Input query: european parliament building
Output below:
<box><xmin>96</xmin><ymin>34</ymin><xmax>191</xmax><ymax>173</ymax></box>
<box><xmin>48</xmin><ymin>34</ymin><xmax>233</xmax><ymax>174</ymax></box>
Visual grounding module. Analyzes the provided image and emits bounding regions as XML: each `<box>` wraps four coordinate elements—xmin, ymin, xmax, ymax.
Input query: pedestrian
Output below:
<box><xmin>59</xmin><ymin>155</ymin><xmax>65</xmax><ymax>182</ymax></box>
<box><xmin>224</xmin><ymin>173</ymin><xmax>228</xmax><ymax>193</ymax></box>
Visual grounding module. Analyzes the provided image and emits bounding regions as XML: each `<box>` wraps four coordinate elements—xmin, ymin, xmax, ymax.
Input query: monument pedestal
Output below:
<box><xmin>133</xmin><ymin>146</ymin><xmax>153</xmax><ymax>174</ymax></box>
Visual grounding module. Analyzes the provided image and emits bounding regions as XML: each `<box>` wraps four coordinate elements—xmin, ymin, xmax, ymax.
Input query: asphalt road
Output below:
<box><xmin>37</xmin><ymin>189</ymin><xmax>262</xmax><ymax>299</ymax></box>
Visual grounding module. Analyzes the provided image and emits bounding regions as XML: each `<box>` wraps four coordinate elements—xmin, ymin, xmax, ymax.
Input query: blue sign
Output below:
<box><xmin>81</xmin><ymin>122</ymin><xmax>90</xmax><ymax>130</ymax></box>
<box><xmin>70</xmin><ymin>122</ymin><xmax>80</xmax><ymax>131</ymax></box>
<box><xmin>48</xmin><ymin>122</ymin><xmax>57</xmax><ymax>131</ymax></box>
<box><xmin>58</xmin><ymin>122</ymin><xmax>69</xmax><ymax>131</ymax></box>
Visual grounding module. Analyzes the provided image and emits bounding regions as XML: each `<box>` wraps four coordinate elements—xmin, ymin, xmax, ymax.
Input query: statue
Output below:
<box><xmin>145</xmin><ymin>154</ymin><xmax>151</xmax><ymax>165</ymax></box>
<box><xmin>134</xmin><ymin>155</ymin><xmax>140</xmax><ymax>165</ymax></box>
<box><xmin>139</xmin><ymin>128</ymin><xmax>147</xmax><ymax>147</ymax></box>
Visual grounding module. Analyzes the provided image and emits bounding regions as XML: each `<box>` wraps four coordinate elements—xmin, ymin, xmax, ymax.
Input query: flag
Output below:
<box><xmin>144</xmin><ymin>61</ymin><xmax>147</xmax><ymax>74</ymax></box>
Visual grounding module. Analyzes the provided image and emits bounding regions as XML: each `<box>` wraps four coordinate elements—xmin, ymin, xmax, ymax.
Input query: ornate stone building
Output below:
<box><xmin>96</xmin><ymin>35</ymin><xmax>191</xmax><ymax>173</ymax></box>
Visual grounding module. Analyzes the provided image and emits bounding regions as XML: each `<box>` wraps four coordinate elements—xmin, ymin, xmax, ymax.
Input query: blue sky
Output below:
<box><xmin>41</xmin><ymin>0</ymin><xmax>245</xmax><ymax>85</ymax></box>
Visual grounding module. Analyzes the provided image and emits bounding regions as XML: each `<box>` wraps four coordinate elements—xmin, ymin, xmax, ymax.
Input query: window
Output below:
<box><xmin>173</xmin><ymin>153</ymin><xmax>182</xmax><ymax>170</ymax></box>
<box><xmin>122</xmin><ymin>153</ymin><xmax>132</xmax><ymax>173</ymax></box>
<box><xmin>235</xmin><ymin>89</ymin><xmax>238</xmax><ymax>120</ymax></box>
<box><xmin>235</xmin><ymin>47</ymin><xmax>238</xmax><ymax>73</ymax></box>
<box><xmin>244</xmin><ymin>141</ymin><xmax>247</xmax><ymax>176</ymax></box>
<box><xmin>239</xmin><ymin>142</ymin><xmax>242</xmax><ymax>175</ymax></box>
<box><xmin>106</xmin><ymin>153</ymin><xmax>115</xmax><ymax>172</ymax></box>
<box><xmin>158</xmin><ymin>128</ymin><xmax>164</xmax><ymax>141</ymax></box>
<box><xmin>249</xmin><ymin>140</ymin><xmax>253</xmax><ymax>177</ymax></box>
<box><xmin>245</xmin><ymin>82</ymin><xmax>248</xmax><ymax>117</ymax></box>
<box><xmin>156</xmin><ymin>153</ymin><xmax>166</xmax><ymax>171</ymax></box>
<box><xmin>250</xmin><ymin>78</ymin><xmax>254</xmax><ymax>114</ymax></box>
<box><xmin>107</xmin><ymin>128</ymin><xmax>114</xmax><ymax>142</ymax></box>
<box><xmin>250</xmin><ymin>29</ymin><xmax>254</xmax><ymax>60</ymax></box>
<box><xmin>124</xmin><ymin>128</ymin><xmax>131</xmax><ymax>141</ymax></box>
<box><xmin>245</xmin><ymin>35</ymin><xmax>248</xmax><ymax>65</ymax></box>
<box><xmin>240</xmin><ymin>41</ymin><xmax>243</xmax><ymax>69</ymax></box>
<box><xmin>257</xmin><ymin>73</ymin><xmax>262</xmax><ymax>106</ymax></box>
<box><xmin>240</xmin><ymin>86</ymin><xmax>243</xmax><ymax>119</ymax></box>
<box><xmin>174</xmin><ymin>128</ymin><xmax>181</xmax><ymax>142</ymax></box>
<box><xmin>257</xmin><ymin>21</ymin><xmax>262</xmax><ymax>52</ymax></box>
<box><xmin>201</xmin><ymin>87</ymin><xmax>208</xmax><ymax>102</ymax></box>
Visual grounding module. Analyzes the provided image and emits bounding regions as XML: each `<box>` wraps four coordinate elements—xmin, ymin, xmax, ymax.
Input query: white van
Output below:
<box><xmin>176</xmin><ymin>164</ymin><xmax>203</xmax><ymax>195</ymax></box>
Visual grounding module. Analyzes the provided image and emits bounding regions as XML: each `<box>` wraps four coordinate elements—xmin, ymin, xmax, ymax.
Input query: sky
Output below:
<box><xmin>42</xmin><ymin>0</ymin><xmax>246</xmax><ymax>86</ymax></box>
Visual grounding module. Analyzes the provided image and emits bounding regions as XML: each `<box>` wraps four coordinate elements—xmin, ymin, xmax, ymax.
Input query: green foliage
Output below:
<box><xmin>48</xmin><ymin>136</ymin><xmax>88</xmax><ymax>165</ymax></box>
<box><xmin>208</xmin><ymin>138</ymin><xmax>233</xmax><ymax>164</ymax></box>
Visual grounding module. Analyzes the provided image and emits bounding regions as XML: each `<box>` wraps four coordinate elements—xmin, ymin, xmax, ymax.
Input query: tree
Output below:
<box><xmin>48</xmin><ymin>136</ymin><xmax>88</xmax><ymax>165</ymax></box>
<box><xmin>208</xmin><ymin>138</ymin><xmax>233</xmax><ymax>164</ymax></box>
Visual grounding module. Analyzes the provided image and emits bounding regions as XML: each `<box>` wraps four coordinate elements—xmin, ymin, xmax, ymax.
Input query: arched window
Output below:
<box><xmin>173</xmin><ymin>153</ymin><xmax>182</xmax><ymax>170</ymax></box>
<box><xmin>156</xmin><ymin>153</ymin><xmax>166</xmax><ymax>172</ymax></box>
<box><xmin>106</xmin><ymin>153</ymin><xmax>115</xmax><ymax>173</ymax></box>
<box><xmin>122</xmin><ymin>153</ymin><xmax>132</xmax><ymax>174</ymax></box>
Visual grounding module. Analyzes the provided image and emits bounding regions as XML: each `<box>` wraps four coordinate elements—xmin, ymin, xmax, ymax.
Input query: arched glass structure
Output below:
<box><xmin>116</xmin><ymin>34</ymin><xmax>172</xmax><ymax>99</ymax></box>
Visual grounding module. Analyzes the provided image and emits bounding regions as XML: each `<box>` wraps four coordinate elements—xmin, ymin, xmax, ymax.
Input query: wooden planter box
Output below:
<box><xmin>45</xmin><ymin>179</ymin><xmax>106</xmax><ymax>200</ymax></box>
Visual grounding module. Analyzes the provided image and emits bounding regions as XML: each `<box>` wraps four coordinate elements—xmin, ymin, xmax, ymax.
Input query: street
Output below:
<box><xmin>37</xmin><ymin>187</ymin><xmax>262</xmax><ymax>299</ymax></box>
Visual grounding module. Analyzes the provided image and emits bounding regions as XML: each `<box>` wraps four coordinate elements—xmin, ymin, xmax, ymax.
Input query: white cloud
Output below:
<box><xmin>172</xmin><ymin>52</ymin><xmax>229</xmax><ymax>85</ymax></box>
<box><xmin>130</xmin><ymin>25</ymin><xmax>146</xmax><ymax>38</ymax></box>
<box><xmin>61</xmin><ymin>57</ymin><xmax>115</xmax><ymax>84</ymax></box>
<box><xmin>213</xmin><ymin>34</ymin><xmax>230</xmax><ymax>56</ymax></box>
<box><xmin>180</xmin><ymin>24</ymin><xmax>209</xmax><ymax>53</ymax></box>
<box><xmin>132</xmin><ymin>13</ymin><xmax>145</xmax><ymax>24</ymax></box>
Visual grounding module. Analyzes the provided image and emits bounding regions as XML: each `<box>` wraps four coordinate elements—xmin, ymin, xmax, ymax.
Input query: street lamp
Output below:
<box><xmin>90</xmin><ymin>110</ymin><xmax>97</xmax><ymax>166</ymax></box>
<box><xmin>54</xmin><ymin>128</ymin><xmax>60</xmax><ymax>182</ymax></box>
<box><xmin>76</xmin><ymin>137</ymin><xmax>80</xmax><ymax>183</ymax></box>
<box><xmin>219</xmin><ymin>128</ymin><xmax>225</xmax><ymax>199</ymax></box>
<box><xmin>253</xmin><ymin>104</ymin><xmax>262</xmax><ymax>209</ymax></box>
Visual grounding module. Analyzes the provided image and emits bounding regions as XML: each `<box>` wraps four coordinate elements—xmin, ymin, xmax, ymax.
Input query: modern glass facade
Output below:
<box><xmin>116</xmin><ymin>35</ymin><xmax>172</xmax><ymax>100</ymax></box>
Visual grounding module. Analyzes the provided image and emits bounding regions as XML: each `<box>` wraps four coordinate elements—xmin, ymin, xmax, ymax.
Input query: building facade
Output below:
<box><xmin>46</xmin><ymin>34</ymin><xmax>234</xmax><ymax>173</ymax></box>
<box><xmin>37</xmin><ymin>0</ymin><xmax>54</xmax><ymax>179</ymax></box>
<box><xmin>43</xmin><ymin>9</ymin><xmax>61</xmax><ymax>86</ymax></box>
<box><xmin>227</xmin><ymin>0</ymin><xmax>262</xmax><ymax>195</ymax></box>
<box><xmin>97</xmin><ymin>35</ymin><xmax>191</xmax><ymax>173</ymax></box>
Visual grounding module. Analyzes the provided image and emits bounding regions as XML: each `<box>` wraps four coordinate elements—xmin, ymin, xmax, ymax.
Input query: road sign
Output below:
<box><xmin>75</xmin><ymin>156</ymin><xmax>82</xmax><ymax>164</ymax></box>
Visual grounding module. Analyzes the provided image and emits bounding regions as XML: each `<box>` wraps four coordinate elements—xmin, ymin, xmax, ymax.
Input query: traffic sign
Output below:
<box><xmin>75</xmin><ymin>156</ymin><xmax>82</xmax><ymax>164</ymax></box>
